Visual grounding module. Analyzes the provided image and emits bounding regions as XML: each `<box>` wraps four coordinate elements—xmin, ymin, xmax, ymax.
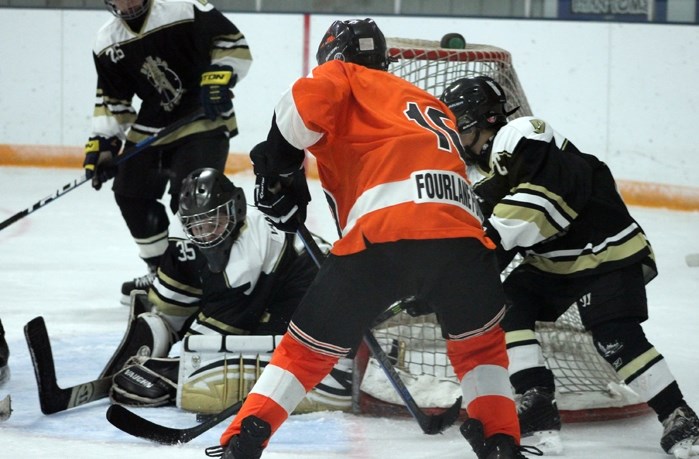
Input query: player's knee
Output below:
<box><xmin>590</xmin><ymin>318</ymin><xmax>651</xmax><ymax>370</ymax></box>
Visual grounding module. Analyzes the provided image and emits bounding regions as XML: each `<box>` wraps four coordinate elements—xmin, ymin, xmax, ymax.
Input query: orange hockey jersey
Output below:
<box><xmin>273</xmin><ymin>60</ymin><xmax>492</xmax><ymax>255</ymax></box>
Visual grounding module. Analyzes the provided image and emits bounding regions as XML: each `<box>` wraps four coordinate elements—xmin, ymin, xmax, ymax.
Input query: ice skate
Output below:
<box><xmin>222</xmin><ymin>415</ymin><xmax>271</xmax><ymax>459</ymax></box>
<box><xmin>517</xmin><ymin>387</ymin><xmax>563</xmax><ymax>454</ymax></box>
<box><xmin>121</xmin><ymin>265</ymin><xmax>157</xmax><ymax>305</ymax></box>
<box><xmin>461</xmin><ymin>418</ymin><xmax>543</xmax><ymax>458</ymax></box>
<box><xmin>661</xmin><ymin>406</ymin><xmax>699</xmax><ymax>458</ymax></box>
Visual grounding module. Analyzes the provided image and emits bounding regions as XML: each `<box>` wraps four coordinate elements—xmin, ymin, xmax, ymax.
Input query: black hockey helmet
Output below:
<box><xmin>440</xmin><ymin>76</ymin><xmax>518</xmax><ymax>133</ymax></box>
<box><xmin>104</xmin><ymin>0</ymin><xmax>151</xmax><ymax>20</ymax></box>
<box><xmin>178</xmin><ymin>168</ymin><xmax>246</xmax><ymax>250</ymax></box>
<box><xmin>316</xmin><ymin>18</ymin><xmax>391</xmax><ymax>71</ymax></box>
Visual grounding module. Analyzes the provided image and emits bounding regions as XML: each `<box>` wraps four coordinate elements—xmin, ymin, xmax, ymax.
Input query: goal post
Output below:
<box><xmin>353</xmin><ymin>37</ymin><xmax>649</xmax><ymax>424</ymax></box>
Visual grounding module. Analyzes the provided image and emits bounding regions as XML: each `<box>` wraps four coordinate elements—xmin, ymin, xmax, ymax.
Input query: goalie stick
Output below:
<box><xmin>296</xmin><ymin>223</ymin><xmax>462</xmax><ymax>435</ymax></box>
<box><xmin>106</xmin><ymin>400</ymin><xmax>243</xmax><ymax>445</ymax></box>
<box><xmin>0</xmin><ymin>108</ymin><xmax>204</xmax><ymax>232</ymax></box>
<box><xmin>24</xmin><ymin>316</ymin><xmax>112</xmax><ymax>414</ymax></box>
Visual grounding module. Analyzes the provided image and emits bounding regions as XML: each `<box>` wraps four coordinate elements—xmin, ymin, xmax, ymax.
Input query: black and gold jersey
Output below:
<box><xmin>90</xmin><ymin>0</ymin><xmax>252</xmax><ymax>146</ymax></box>
<box><xmin>148</xmin><ymin>210</ymin><xmax>322</xmax><ymax>336</ymax></box>
<box><xmin>473</xmin><ymin>116</ymin><xmax>656</xmax><ymax>281</ymax></box>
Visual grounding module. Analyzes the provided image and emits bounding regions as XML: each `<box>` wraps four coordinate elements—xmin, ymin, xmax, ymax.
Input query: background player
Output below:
<box><xmin>441</xmin><ymin>75</ymin><xmax>699</xmax><ymax>458</ymax></box>
<box><xmin>82</xmin><ymin>0</ymin><xmax>252</xmax><ymax>303</ymax></box>
<box><xmin>215</xmin><ymin>18</ymin><xmax>540</xmax><ymax>459</ymax></box>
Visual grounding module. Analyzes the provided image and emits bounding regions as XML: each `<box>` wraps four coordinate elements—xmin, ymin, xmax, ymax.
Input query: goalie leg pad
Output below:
<box><xmin>100</xmin><ymin>311</ymin><xmax>176</xmax><ymax>379</ymax></box>
<box><xmin>178</xmin><ymin>335</ymin><xmax>280</xmax><ymax>414</ymax></box>
<box><xmin>110</xmin><ymin>356</ymin><xmax>178</xmax><ymax>407</ymax></box>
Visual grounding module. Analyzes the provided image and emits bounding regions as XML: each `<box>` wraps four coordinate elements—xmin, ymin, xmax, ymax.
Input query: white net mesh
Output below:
<box><xmin>358</xmin><ymin>41</ymin><xmax>646</xmax><ymax>420</ymax></box>
<box><xmin>386</xmin><ymin>38</ymin><xmax>532</xmax><ymax>117</ymax></box>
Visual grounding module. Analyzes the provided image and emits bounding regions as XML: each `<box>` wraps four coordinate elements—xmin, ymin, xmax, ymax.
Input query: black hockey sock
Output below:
<box><xmin>648</xmin><ymin>382</ymin><xmax>687</xmax><ymax>422</ymax></box>
<box><xmin>510</xmin><ymin>367</ymin><xmax>555</xmax><ymax>395</ymax></box>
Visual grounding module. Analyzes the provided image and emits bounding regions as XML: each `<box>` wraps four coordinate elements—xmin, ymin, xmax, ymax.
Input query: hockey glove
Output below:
<box><xmin>83</xmin><ymin>136</ymin><xmax>121</xmax><ymax>190</ymax></box>
<box><xmin>110</xmin><ymin>356</ymin><xmax>178</xmax><ymax>407</ymax></box>
<box><xmin>254</xmin><ymin>169</ymin><xmax>311</xmax><ymax>233</ymax></box>
<box><xmin>200</xmin><ymin>65</ymin><xmax>237</xmax><ymax>121</ymax></box>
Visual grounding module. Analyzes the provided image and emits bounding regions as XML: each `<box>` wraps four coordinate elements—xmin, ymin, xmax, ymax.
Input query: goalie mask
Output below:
<box><xmin>316</xmin><ymin>18</ymin><xmax>391</xmax><ymax>71</ymax></box>
<box><xmin>179</xmin><ymin>168</ymin><xmax>246</xmax><ymax>273</ymax></box>
<box><xmin>104</xmin><ymin>0</ymin><xmax>151</xmax><ymax>20</ymax></box>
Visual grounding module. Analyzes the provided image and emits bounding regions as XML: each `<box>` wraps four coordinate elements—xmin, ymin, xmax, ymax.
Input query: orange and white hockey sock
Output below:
<box><xmin>447</xmin><ymin>325</ymin><xmax>520</xmax><ymax>443</ymax></box>
<box><xmin>220</xmin><ymin>332</ymin><xmax>339</xmax><ymax>446</ymax></box>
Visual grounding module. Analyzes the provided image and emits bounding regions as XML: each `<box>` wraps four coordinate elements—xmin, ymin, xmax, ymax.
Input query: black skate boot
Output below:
<box><xmin>222</xmin><ymin>415</ymin><xmax>271</xmax><ymax>459</ymax></box>
<box><xmin>0</xmin><ymin>319</ymin><xmax>9</xmax><ymax>385</ymax></box>
<box><xmin>660</xmin><ymin>405</ymin><xmax>699</xmax><ymax>456</ymax></box>
<box><xmin>121</xmin><ymin>264</ymin><xmax>157</xmax><ymax>305</ymax></box>
<box><xmin>517</xmin><ymin>386</ymin><xmax>561</xmax><ymax>437</ymax></box>
<box><xmin>461</xmin><ymin>418</ymin><xmax>543</xmax><ymax>459</ymax></box>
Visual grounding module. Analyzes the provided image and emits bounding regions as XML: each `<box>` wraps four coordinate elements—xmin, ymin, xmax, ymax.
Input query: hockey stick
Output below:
<box><xmin>0</xmin><ymin>108</ymin><xmax>204</xmax><ymax>232</ymax></box>
<box><xmin>106</xmin><ymin>400</ymin><xmax>243</xmax><ymax>445</ymax></box>
<box><xmin>296</xmin><ymin>223</ymin><xmax>462</xmax><ymax>435</ymax></box>
<box><xmin>24</xmin><ymin>316</ymin><xmax>113</xmax><ymax>414</ymax></box>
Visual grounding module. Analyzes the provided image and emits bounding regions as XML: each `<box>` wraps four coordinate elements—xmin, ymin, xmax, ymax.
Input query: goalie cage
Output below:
<box><xmin>353</xmin><ymin>38</ymin><xmax>649</xmax><ymax>424</ymax></box>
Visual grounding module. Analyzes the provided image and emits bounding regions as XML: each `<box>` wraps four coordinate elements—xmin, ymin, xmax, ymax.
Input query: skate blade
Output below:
<box><xmin>522</xmin><ymin>429</ymin><xmax>563</xmax><ymax>456</ymax></box>
<box><xmin>670</xmin><ymin>439</ymin><xmax>699</xmax><ymax>458</ymax></box>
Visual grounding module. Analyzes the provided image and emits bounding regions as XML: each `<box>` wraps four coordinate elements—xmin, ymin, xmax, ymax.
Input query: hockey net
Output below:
<box><xmin>354</xmin><ymin>38</ymin><xmax>648</xmax><ymax>423</ymax></box>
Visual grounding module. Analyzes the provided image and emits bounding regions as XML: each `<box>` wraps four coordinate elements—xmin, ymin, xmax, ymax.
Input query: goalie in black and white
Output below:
<box><xmin>441</xmin><ymin>76</ymin><xmax>699</xmax><ymax>458</ymax></box>
<box><xmin>106</xmin><ymin>168</ymin><xmax>352</xmax><ymax>416</ymax></box>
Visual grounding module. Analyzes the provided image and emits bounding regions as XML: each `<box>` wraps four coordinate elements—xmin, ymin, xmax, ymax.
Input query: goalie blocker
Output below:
<box><xmin>112</xmin><ymin>333</ymin><xmax>352</xmax><ymax>415</ymax></box>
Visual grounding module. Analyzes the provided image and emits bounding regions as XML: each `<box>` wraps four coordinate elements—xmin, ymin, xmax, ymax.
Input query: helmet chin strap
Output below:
<box><xmin>467</xmin><ymin>132</ymin><xmax>495</xmax><ymax>174</ymax></box>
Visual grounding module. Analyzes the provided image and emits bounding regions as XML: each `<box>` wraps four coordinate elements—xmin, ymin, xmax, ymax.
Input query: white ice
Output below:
<box><xmin>0</xmin><ymin>166</ymin><xmax>698</xmax><ymax>458</ymax></box>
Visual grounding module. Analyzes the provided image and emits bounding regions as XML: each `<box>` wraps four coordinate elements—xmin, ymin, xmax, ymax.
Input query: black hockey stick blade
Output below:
<box><xmin>24</xmin><ymin>316</ymin><xmax>112</xmax><ymax>414</ymax></box>
<box><xmin>106</xmin><ymin>400</ymin><xmax>243</xmax><ymax>445</ymax></box>
<box><xmin>363</xmin><ymin>331</ymin><xmax>462</xmax><ymax>435</ymax></box>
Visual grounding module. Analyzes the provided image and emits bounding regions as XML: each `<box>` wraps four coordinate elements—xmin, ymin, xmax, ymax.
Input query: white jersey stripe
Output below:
<box><xmin>249</xmin><ymin>364</ymin><xmax>307</xmax><ymax>415</ymax></box>
<box><xmin>460</xmin><ymin>364</ymin><xmax>514</xmax><ymax>406</ymax></box>
<box><xmin>343</xmin><ymin>169</ymin><xmax>483</xmax><ymax>236</ymax></box>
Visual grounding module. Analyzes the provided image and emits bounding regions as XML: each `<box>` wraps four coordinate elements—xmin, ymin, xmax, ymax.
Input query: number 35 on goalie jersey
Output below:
<box><xmin>272</xmin><ymin>60</ymin><xmax>491</xmax><ymax>256</ymax></box>
<box><xmin>147</xmin><ymin>209</ymin><xmax>300</xmax><ymax>334</ymax></box>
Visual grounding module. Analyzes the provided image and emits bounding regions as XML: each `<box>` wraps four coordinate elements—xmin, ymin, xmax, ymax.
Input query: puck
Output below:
<box><xmin>440</xmin><ymin>33</ymin><xmax>466</xmax><ymax>49</ymax></box>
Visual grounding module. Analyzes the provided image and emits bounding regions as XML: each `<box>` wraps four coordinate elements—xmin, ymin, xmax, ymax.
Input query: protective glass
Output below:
<box><xmin>180</xmin><ymin>201</ymin><xmax>236</xmax><ymax>248</ymax></box>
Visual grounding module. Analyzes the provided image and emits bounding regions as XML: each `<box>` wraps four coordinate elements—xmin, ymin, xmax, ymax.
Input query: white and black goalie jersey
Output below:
<box><xmin>148</xmin><ymin>209</ymin><xmax>321</xmax><ymax>336</ymax></box>
<box><xmin>473</xmin><ymin>116</ymin><xmax>657</xmax><ymax>281</ymax></box>
<box><xmin>90</xmin><ymin>0</ymin><xmax>252</xmax><ymax>145</ymax></box>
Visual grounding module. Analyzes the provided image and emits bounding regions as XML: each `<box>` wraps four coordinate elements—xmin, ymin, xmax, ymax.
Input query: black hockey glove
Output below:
<box><xmin>83</xmin><ymin>135</ymin><xmax>121</xmax><ymax>190</ymax></box>
<box><xmin>200</xmin><ymin>64</ymin><xmax>237</xmax><ymax>121</ymax></box>
<box><xmin>110</xmin><ymin>356</ymin><xmax>178</xmax><ymax>407</ymax></box>
<box><xmin>254</xmin><ymin>170</ymin><xmax>311</xmax><ymax>233</ymax></box>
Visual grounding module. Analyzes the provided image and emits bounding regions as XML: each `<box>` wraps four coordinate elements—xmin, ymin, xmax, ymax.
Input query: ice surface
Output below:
<box><xmin>1</xmin><ymin>167</ymin><xmax>697</xmax><ymax>458</ymax></box>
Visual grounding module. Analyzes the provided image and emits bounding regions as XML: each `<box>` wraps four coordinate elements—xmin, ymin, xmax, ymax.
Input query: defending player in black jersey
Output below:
<box><xmin>82</xmin><ymin>0</ymin><xmax>252</xmax><ymax>304</ymax></box>
<box><xmin>441</xmin><ymin>75</ymin><xmax>699</xmax><ymax>458</ymax></box>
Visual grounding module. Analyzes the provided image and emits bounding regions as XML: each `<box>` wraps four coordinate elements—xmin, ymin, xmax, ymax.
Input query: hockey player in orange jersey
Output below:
<box><xmin>214</xmin><ymin>18</ymin><xmax>537</xmax><ymax>459</ymax></box>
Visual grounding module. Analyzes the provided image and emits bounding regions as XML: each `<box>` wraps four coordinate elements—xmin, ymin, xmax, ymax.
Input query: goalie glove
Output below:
<box><xmin>83</xmin><ymin>136</ymin><xmax>121</xmax><ymax>190</ymax></box>
<box><xmin>200</xmin><ymin>64</ymin><xmax>237</xmax><ymax>121</ymax></box>
<box><xmin>110</xmin><ymin>356</ymin><xmax>178</xmax><ymax>407</ymax></box>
